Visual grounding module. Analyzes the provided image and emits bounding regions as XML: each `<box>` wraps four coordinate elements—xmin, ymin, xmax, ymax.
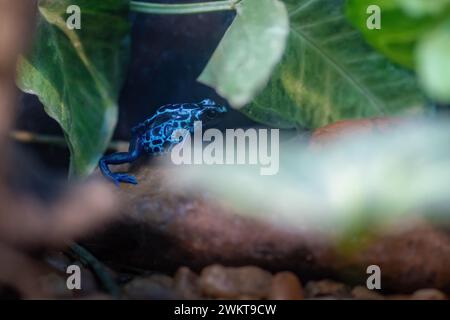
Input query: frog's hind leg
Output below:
<box><xmin>98</xmin><ymin>136</ymin><xmax>143</xmax><ymax>186</ymax></box>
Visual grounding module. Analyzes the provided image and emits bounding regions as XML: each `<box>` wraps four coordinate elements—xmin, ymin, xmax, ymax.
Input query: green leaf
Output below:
<box><xmin>241</xmin><ymin>0</ymin><xmax>426</xmax><ymax>130</ymax></box>
<box><xmin>18</xmin><ymin>0</ymin><xmax>130</xmax><ymax>177</ymax></box>
<box><xmin>417</xmin><ymin>20</ymin><xmax>450</xmax><ymax>103</ymax></box>
<box><xmin>198</xmin><ymin>0</ymin><xmax>289</xmax><ymax>108</ymax></box>
<box><xmin>346</xmin><ymin>0</ymin><xmax>450</xmax><ymax>69</ymax></box>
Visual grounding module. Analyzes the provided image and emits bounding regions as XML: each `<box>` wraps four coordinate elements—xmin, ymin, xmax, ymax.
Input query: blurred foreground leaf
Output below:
<box><xmin>18</xmin><ymin>0</ymin><xmax>130</xmax><ymax>177</ymax></box>
<box><xmin>168</xmin><ymin>120</ymin><xmax>450</xmax><ymax>241</ymax></box>
<box><xmin>240</xmin><ymin>0</ymin><xmax>425</xmax><ymax>130</ymax></box>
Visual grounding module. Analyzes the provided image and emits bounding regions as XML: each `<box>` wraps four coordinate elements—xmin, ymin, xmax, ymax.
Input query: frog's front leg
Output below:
<box><xmin>99</xmin><ymin>135</ymin><xmax>143</xmax><ymax>186</ymax></box>
<box><xmin>166</xmin><ymin>127</ymin><xmax>191</xmax><ymax>152</ymax></box>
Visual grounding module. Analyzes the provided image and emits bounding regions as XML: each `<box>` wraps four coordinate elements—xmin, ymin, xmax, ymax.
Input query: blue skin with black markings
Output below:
<box><xmin>99</xmin><ymin>99</ymin><xmax>227</xmax><ymax>185</ymax></box>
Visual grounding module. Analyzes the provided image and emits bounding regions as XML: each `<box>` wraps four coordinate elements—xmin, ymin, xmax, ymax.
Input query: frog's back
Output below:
<box><xmin>135</xmin><ymin>103</ymin><xmax>199</xmax><ymax>154</ymax></box>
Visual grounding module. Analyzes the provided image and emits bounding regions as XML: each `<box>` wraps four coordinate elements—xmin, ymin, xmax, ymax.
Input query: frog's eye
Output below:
<box><xmin>200</xmin><ymin>99</ymin><xmax>216</xmax><ymax>106</ymax></box>
<box><xmin>204</xmin><ymin>109</ymin><xmax>218</xmax><ymax>119</ymax></box>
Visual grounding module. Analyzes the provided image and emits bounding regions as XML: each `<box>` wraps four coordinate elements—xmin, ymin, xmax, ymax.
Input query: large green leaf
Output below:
<box><xmin>18</xmin><ymin>0</ymin><xmax>130</xmax><ymax>177</ymax></box>
<box><xmin>198</xmin><ymin>0</ymin><xmax>289</xmax><ymax>108</ymax></box>
<box><xmin>241</xmin><ymin>0</ymin><xmax>426</xmax><ymax>130</ymax></box>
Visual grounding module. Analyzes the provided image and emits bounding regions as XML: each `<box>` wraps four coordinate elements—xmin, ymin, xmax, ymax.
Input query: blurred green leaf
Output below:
<box><xmin>396</xmin><ymin>0</ymin><xmax>450</xmax><ymax>17</ymax></box>
<box><xmin>18</xmin><ymin>0</ymin><xmax>130</xmax><ymax>177</ymax></box>
<box><xmin>345</xmin><ymin>0</ymin><xmax>448</xmax><ymax>69</ymax></box>
<box><xmin>417</xmin><ymin>21</ymin><xmax>450</xmax><ymax>103</ymax></box>
<box><xmin>198</xmin><ymin>0</ymin><xmax>289</xmax><ymax>108</ymax></box>
<box><xmin>347</xmin><ymin>0</ymin><xmax>428</xmax><ymax>68</ymax></box>
<box><xmin>241</xmin><ymin>0</ymin><xmax>425</xmax><ymax>130</ymax></box>
<box><xmin>347</xmin><ymin>0</ymin><xmax>450</xmax><ymax>103</ymax></box>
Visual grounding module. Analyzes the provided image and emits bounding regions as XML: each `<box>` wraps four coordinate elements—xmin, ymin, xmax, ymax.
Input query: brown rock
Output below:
<box><xmin>351</xmin><ymin>286</ymin><xmax>384</xmax><ymax>300</ymax></box>
<box><xmin>310</xmin><ymin>117</ymin><xmax>403</xmax><ymax>148</ymax></box>
<box><xmin>78</xmin><ymin>293</ymin><xmax>112</xmax><ymax>300</ymax></box>
<box><xmin>312</xmin><ymin>296</ymin><xmax>339</xmax><ymax>300</ymax></box>
<box><xmin>305</xmin><ymin>280</ymin><xmax>351</xmax><ymax>299</ymax></box>
<box><xmin>84</xmin><ymin>166</ymin><xmax>450</xmax><ymax>292</ymax></box>
<box><xmin>411</xmin><ymin>289</ymin><xmax>447</xmax><ymax>300</ymax></box>
<box><xmin>85</xmin><ymin>166</ymin><xmax>334</xmax><ymax>277</ymax></box>
<box><xmin>338</xmin><ymin>223</ymin><xmax>450</xmax><ymax>292</ymax></box>
<box><xmin>173</xmin><ymin>267</ymin><xmax>201</xmax><ymax>300</ymax></box>
<box><xmin>269</xmin><ymin>272</ymin><xmax>304</xmax><ymax>300</ymax></box>
<box><xmin>199</xmin><ymin>265</ymin><xmax>272</xmax><ymax>299</ymax></box>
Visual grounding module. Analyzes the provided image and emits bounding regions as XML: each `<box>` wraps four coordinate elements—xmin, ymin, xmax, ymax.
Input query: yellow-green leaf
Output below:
<box><xmin>242</xmin><ymin>0</ymin><xmax>426</xmax><ymax>129</ymax></box>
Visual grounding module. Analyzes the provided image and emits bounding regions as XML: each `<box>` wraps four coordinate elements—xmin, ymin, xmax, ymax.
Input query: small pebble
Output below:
<box><xmin>238</xmin><ymin>295</ymin><xmax>260</xmax><ymax>300</ymax></box>
<box><xmin>199</xmin><ymin>265</ymin><xmax>272</xmax><ymax>299</ymax></box>
<box><xmin>123</xmin><ymin>274</ymin><xmax>176</xmax><ymax>300</ymax></box>
<box><xmin>78</xmin><ymin>293</ymin><xmax>112</xmax><ymax>300</ymax></box>
<box><xmin>305</xmin><ymin>279</ymin><xmax>351</xmax><ymax>299</ymax></box>
<box><xmin>351</xmin><ymin>286</ymin><xmax>384</xmax><ymax>300</ymax></box>
<box><xmin>173</xmin><ymin>267</ymin><xmax>201</xmax><ymax>300</ymax></box>
<box><xmin>411</xmin><ymin>288</ymin><xmax>447</xmax><ymax>300</ymax></box>
<box><xmin>387</xmin><ymin>294</ymin><xmax>412</xmax><ymax>300</ymax></box>
<box><xmin>269</xmin><ymin>272</ymin><xmax>304</xmax><ymax>300</ymax></box>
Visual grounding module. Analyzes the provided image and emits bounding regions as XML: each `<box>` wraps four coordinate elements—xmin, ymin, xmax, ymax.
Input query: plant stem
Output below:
<box><xmin>11</xmin><ymin>130</ymin><xmax>68</xmax><ymax>148</ymax></box>
<box><xmin>130</xmin><ymin>0</ymin><xmax>240</xmax><ymax>15</ymax></box>
<box><xmin>11</xmin><ymin>130</ymin><xmax>128</xmax><ymax>151</ymax></box>
<box><xmin>68</xmin><ymin>243</ymin><xmax>121</xmax><ymax>298</ymax></box>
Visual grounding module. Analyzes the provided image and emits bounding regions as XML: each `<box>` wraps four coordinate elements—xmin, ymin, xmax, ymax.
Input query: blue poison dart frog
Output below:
<box><xmin>99</xmin><ymin>99</ymin><xmax>227</xmax><ymax>186</ymax></box>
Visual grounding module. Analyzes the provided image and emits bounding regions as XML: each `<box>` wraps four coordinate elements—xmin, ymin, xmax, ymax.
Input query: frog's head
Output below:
<box><xmin>194</xmin><ymin>99</ymin><xmax>228</xmax><ymax>124</ymax></box>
